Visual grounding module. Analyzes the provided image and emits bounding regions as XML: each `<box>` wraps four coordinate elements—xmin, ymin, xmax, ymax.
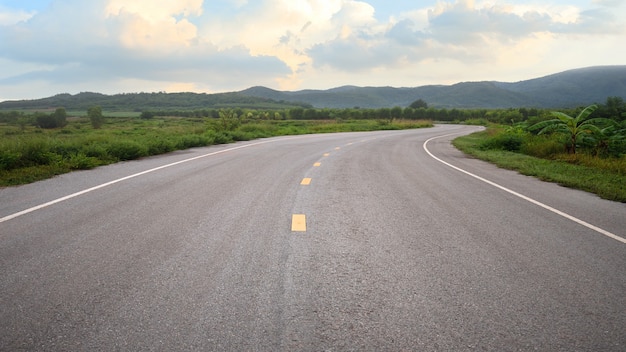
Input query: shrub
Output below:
<box><xmin>174</xmin><ymin>135</ymin><xmax>211</xmax><ymax>149</ymax></box>
<box><xmin>20</xmin><ymin>139</ymin><xmax>57</xmax><ymax>166</ymax></box>
<box><xmin>464</xmin><ymin>118</ymin><xmax>489</xmax><ymax>126</ymax></box>
<box><xmin>146</xmin><ymin>139</ymin><xmax>175</xmax><ymax>155</ymax></box>
<box><xmin>205</xmin><ymin>130</ymin><xmax>232</xmax><ymax>144</ymax></box>
<box><xmin>83</xmin><ymin>143</ymin><xmax>110</xmax><ymax>159</ymax></box>
<box><xmin>36</xmin><ymin>112</ymin><xmax>67</xmax><ymax>129</ymax></box>
<box><xmin>67</xmin><ymin>153</ymin><xmax>99</xmax><ymax>170</ymax></box>
<box><xmin>0</xmin><ymin>150</ymin><xmax>21</xmax><ymax>170</ymax></box>
<box><xmin>521</xmin><ymin>135</ymin><xmax>566</xmax><ymax>158</ymax></box>
<box><xmin>228</xmin><ymin>130</ymin><xmax>252</xmax><ymax>141</ymax></box>
<box><xmin>140</xmin><ymin>111</ymin><xmax>155</xmax><ymax>119</ymax></box>
<box><xmin>480</xmin><ymin>133</ymin><xmax>524</xmax><ymax>152</ymax></box>
<box><xmin>106</xmin><ymin>141</ymin><xmax>148</xmax><ymax>161</ymax></box>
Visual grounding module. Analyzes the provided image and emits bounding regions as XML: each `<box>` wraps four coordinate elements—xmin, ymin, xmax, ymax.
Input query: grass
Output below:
<box><xmin>0</xmin><ymin>118</ymin><xmax>432</xmax><ymax>187</ymax></box>
<box><xmin>453</xmin><ymin>130</ymin><xmax>626</xmax><ymax>202</ymax></box>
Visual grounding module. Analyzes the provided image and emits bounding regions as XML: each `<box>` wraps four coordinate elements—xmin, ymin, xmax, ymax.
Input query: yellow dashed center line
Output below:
<box><xmin>323</xmin><ymin>153</ymin><xmax>330</xmax><ymax>157</ymax></box>
<box><xmin>301</xmin><ymin>178</ymin><xmax>312</xmax><ymax>185</ymax></box>
<box><xmin>291</xmin><ymin>214</ymin><xmax>307</xmax><ymax>232</ymax></box>
<box><xmin>313</xmin><ymin>162</ymin><xmax>321</xmax><ymax>167</ymax></box>
<box><xmin>335</xmin><ymin>147</ymin><xmax>341</xmax><ymax>150</ymax></box>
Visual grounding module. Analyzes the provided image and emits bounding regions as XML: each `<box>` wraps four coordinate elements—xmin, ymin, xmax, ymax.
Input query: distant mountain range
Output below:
<box><xmin>1</xmin><ymin>66</ymin><xmax>624</xmax><ymax>111</ymax></box>
<box><xmin>239</xmin><ymin>66</ymin><xmax>626</xmax><ymax>109</ymax></box>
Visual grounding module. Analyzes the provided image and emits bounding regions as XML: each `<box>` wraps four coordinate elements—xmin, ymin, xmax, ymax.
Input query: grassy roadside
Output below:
<box><xmin>453</xmin><ymin>129</ymin><xmax>626</xmax><ymax>202</ymax></box>
<box><xmin>0</xmin><ymin>118</ymin><xmax>432</xmax><ymax>187</ymax></box>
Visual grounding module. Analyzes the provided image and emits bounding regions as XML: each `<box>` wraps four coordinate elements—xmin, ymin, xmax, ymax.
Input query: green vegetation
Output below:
<box><xmin>528</xmin><ymin>104</ymin><xmax>614</xmax><ymax>154</ymax></box>
<box><xmin>453</xmin><ymin>102</ymin><xmax>626</xmax><ymax>202</ymax></box>
<box><xmin>0</xmin><ymin>91</ymin><xmax>313</xmax><ymax>112</ymax></box>
<box><xmin>35</xmin><ymin>107</ymin><xmax>68</xmax><ymax>129</ymax></box>
<box><xmin>87</xmin><ymin>106</ymin><xmax>105</xmax><ymax>129</ymax></box>
<box><xmin>0</xmin><ymin>107</ymin><xmax>432</xmax><ymax>187</ymax></box>
<box><xmin>2</xmin><ymin>95</ymin><xmax>625</xmax><ymax>200</ymax></box>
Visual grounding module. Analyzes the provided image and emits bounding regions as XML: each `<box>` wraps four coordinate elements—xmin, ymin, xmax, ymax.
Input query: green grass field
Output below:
<box><xmin>453</xmin><ymin>129</ymin><xmax>626</xmax><ymax>202</ymax></box>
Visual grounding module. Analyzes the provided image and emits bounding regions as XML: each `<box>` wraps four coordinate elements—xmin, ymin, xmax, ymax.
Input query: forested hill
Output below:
<box><xmin>1</xmin><ymin>66</ymin><xmax>624</xmax><ymax>110</ymax></box>
<box><xmin>0</xmin><ymin>91</ymin><xmax>313</xmax><ymax>111</ymax></box>
<box><xmin>240</xmin><ymin>66</ymin><xmax>626</xmax><ymax>109</ymax></box>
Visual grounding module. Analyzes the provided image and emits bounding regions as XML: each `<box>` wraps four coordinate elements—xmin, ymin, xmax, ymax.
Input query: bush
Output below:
<box><xmin>106</xmin><ymin>141</ymin><xmax>148</xmax><ymax>161</ymax></box>
<box><xmin>0</xmin><ymin>150</ymin><xmax>21</xmax><ymax>170</ymax></box>
<box><xmin>480</xmin><ymin>133</ymin><xmax>524</xmax><ymax>152</ymax></box>
<box><xmin>464</xmin><ymin>118</ymin><xmax>489</xmax><ymax>126</ymax></box>
<box><xmin>521</xmin><ymin>135</ymin><xmax>566</xmax><ymax>158</ymax></box>
<box><xmin>205</xmin><ymin>130</ymin><xmax>232</xmax><ymax>144</ymax></box>
<box><xmin>19</xmin><ymin>139</ymin><xmax>57</xmax><ymax>166</ymax></box>
<box><xmin>140</xmin><ymin>111</ymin><xmax>155</xmax><ymax>119</ymax></box>
<box><xmin>33</xmin><ymin>108</ymin><xmax>69</xmax><ymax>129</ymax></box>
<box><xmin>228</xmin><ymin>130</ymin><xmax>253</xmax><ymax>141</ymax></box>
<box><xmin>174</xmin><ymin>135</ymin><xmax>211</xmax><ymax>149</ymax></box>
<box><xmin>83</xmin><ymin>143</ymin><xmax>110</xmax><ymax>159</ymax></box>
<box><xmin>67</xmin><ymin>153</ymin><xmax>100</xmax><ymax>170</ymax></box>
<box><xmin>146</xmin><ymin>139</ymin><xmax>175</xmax><ymax>154</ymax></box>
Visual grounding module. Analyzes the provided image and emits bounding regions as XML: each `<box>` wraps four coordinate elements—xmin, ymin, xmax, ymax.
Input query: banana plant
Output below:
<box><xmin>529</xmin><ymin>104</ymin><xmax>613</xmax><ymax>154</ymax></box>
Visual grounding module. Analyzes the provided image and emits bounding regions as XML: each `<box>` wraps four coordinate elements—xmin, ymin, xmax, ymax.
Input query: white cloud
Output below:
<box><xmin>593</xmin><ymin>0</ymin><xmax>625</xmax><ymax>6</ymax></box>
<box><xmin>104</xmin><ymin>0</ymin><xmax>203</xmax><ymax>51</ymax></box>
<box><xmin>0</xmin><ymin>6</ymin><xmax>36</xmax><ymax>25</ymax></box>
<box><xmin>0</xmin><ymin>0</ymin><xmax>290</xmax><ymax>99</ymax></box>
<box><xmin>307</xmin><ymin>0</ymin><xmax>626</xmax><ymax>77</ymax></box>
<box><xmin>0</xmin><ymin>0</ymin><xmax>625</xmax><ymax>100</ymax></box>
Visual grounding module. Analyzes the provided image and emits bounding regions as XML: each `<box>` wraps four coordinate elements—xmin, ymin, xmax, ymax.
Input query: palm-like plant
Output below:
<box><xmin>529</xmin><ymin>104</ymin><xmax>613</xmax><ymax>154</ymax></box>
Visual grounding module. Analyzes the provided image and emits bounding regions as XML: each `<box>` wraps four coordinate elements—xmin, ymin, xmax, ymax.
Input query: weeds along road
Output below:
<box><xmin>1</xmin><ymin>124</ymin><xmax>625</xmax><ymax>351</ymax></box>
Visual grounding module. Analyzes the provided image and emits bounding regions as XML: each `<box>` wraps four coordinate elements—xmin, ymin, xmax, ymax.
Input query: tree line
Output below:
<box><xmin>1</xmin><ymin>96</ymin><xmax>624</xmax><ymax>129</ymax></box>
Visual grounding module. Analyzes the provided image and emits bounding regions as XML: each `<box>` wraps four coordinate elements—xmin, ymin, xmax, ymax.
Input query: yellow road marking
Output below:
<box><xmin>335</xmin><ymin>147</ymin><xmax>341</xmax><ymax>150</ymax></box>
<box><xmin>314</xmin><ymin>162</ymin><xmax>321</xmax><ymax>167</ymax></box>
<box><xmin>291</xmin><ymin>214</ymin><xmax>307</xmax><ymax>232</ymax></box>
<box><xmin>323</xmin><ymin>153</ymin><xmax>330</xmax><ymax>157</ymax></box>
<box><xmin>301</xmin><ymin>178</ymin><xmax>312</xmax><ymax>185</ymax></box>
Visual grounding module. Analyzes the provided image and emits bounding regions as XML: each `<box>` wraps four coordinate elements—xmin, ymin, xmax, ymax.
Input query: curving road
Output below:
<box><xmin>1</xmin><ymin>124</ymin><xmax>625</xmax><ymax>351</ymax></box>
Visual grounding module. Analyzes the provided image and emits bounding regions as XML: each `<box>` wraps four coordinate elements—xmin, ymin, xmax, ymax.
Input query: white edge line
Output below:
<box><xmin>423</xmin><ymin>131</ymin><xmax>626</xmax><ymax>245</ymax></box>
<box><xmin>0</xmin><ymin>138</ymin><xmax>288</xmax><ymax>224</ymax></box>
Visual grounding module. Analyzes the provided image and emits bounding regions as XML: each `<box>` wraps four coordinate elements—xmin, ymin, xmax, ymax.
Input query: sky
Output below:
<box><xmin>0</xmin><ymin>0</ymin><xmax>625</xmax><ymax>101</ymax></box>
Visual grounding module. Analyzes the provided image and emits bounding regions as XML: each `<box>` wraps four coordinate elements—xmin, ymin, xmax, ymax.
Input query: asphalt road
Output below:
<box><xmin>1</xmin><ymin>124</ymin><xmax>624</xmax><ymax>351</ymax></box>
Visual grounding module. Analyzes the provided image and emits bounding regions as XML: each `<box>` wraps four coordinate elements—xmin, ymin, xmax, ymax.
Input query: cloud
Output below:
<box><xmin>593</xmin><ymin>0</ymin><xmax>624</xmax><ymax>6</ymax></box>
<box><xmin>105</xmin><ymin>0</ymin><xmax>203</xmax><ymax>50</ymax></box>
<box><xmin>0</xmin><ymin>0</ymin><xmax>625</xmax><ymax>100</ymax></box>
<box><xmin>0</xmin><ymin>5</ymin><xmax>36</xmax><ymax>25</ymax></box>
<box><xmin>307</xmin><ymin>0</ymin><xmax>626</xmax><ymax>75</ymax></box>
<box><xmin>0</xmin><ymin>0</ymin><xmax>290</xmax><ymax>97</ymax></box>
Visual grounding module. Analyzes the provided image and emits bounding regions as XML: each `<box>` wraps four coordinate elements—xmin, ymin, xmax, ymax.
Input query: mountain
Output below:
<box><xmin>239</xmin><ymin>66</ymin><xmax>626</xmax><ymax>109</ymax></box>
<box><xmin>1</xmin><ymin>66</ymin><xmax>624</xmax><ymax>111</ymax></box>
<box><xmin>0</xmin><ymin>91</ymin><xmax>312</xmax><ymax>111</ymax></box>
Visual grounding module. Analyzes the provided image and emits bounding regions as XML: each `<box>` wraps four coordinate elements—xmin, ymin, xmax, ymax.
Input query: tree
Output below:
<box><xmin>409</xmin><ymin>99</ymin><xmax>428</xmax><ymax>109</ymax></box>
<box><xmin>529</xmin><ymin>104</ymin><xmax>612</xmax><ymax>154</ymax></box>
<box><xmin>36</xmin><ymin>108</ymin><xmax>67</xmax><ymax>128</ymax></box>
<box><xmin>377</xmin><ymin>108</ymin><xmax>391</xmax><ymax>123</ymax></box>
<box><xmin>598</xmin><ymin>97</ymin><xmax>626</xmax><ymax>121</ymax></box>
<box><xmin>289</xmin><ymin>108</ymin><xmax>304</xmax><ymax>120</ymax></box>
<box><xmin>303</xmin><ymin>109</ymin><xmax>318</xmax><ymax>120</ymax></box>
<box><xmin>218</xmin><ymin>109</ymin><xmax>240</xmax><ymax>130</ymax></box>
<box><xmin>52</xmin><ymin>108</ymin><xmax>68</xmax><ymax>127</ymax></box>
<box><xmin>88</xmin><ymin>106</ymin><xmax>105</xmax><ymax>129</ymax></box>
<box><xmin>390</xmin><ymin>106</ymin><xmax>403</xmax><ymax>122</ymax></box>
<box><xmin>140</xmin><ymin>110</ymin><xmax>155</xmax><ymax>119</ymax></box>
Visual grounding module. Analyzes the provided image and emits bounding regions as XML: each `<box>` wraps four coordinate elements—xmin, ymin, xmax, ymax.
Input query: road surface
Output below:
<box><xmin>1</xmin><ymin>124</ymin><xmax>624</xmax><ymax>351</ymax></box>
